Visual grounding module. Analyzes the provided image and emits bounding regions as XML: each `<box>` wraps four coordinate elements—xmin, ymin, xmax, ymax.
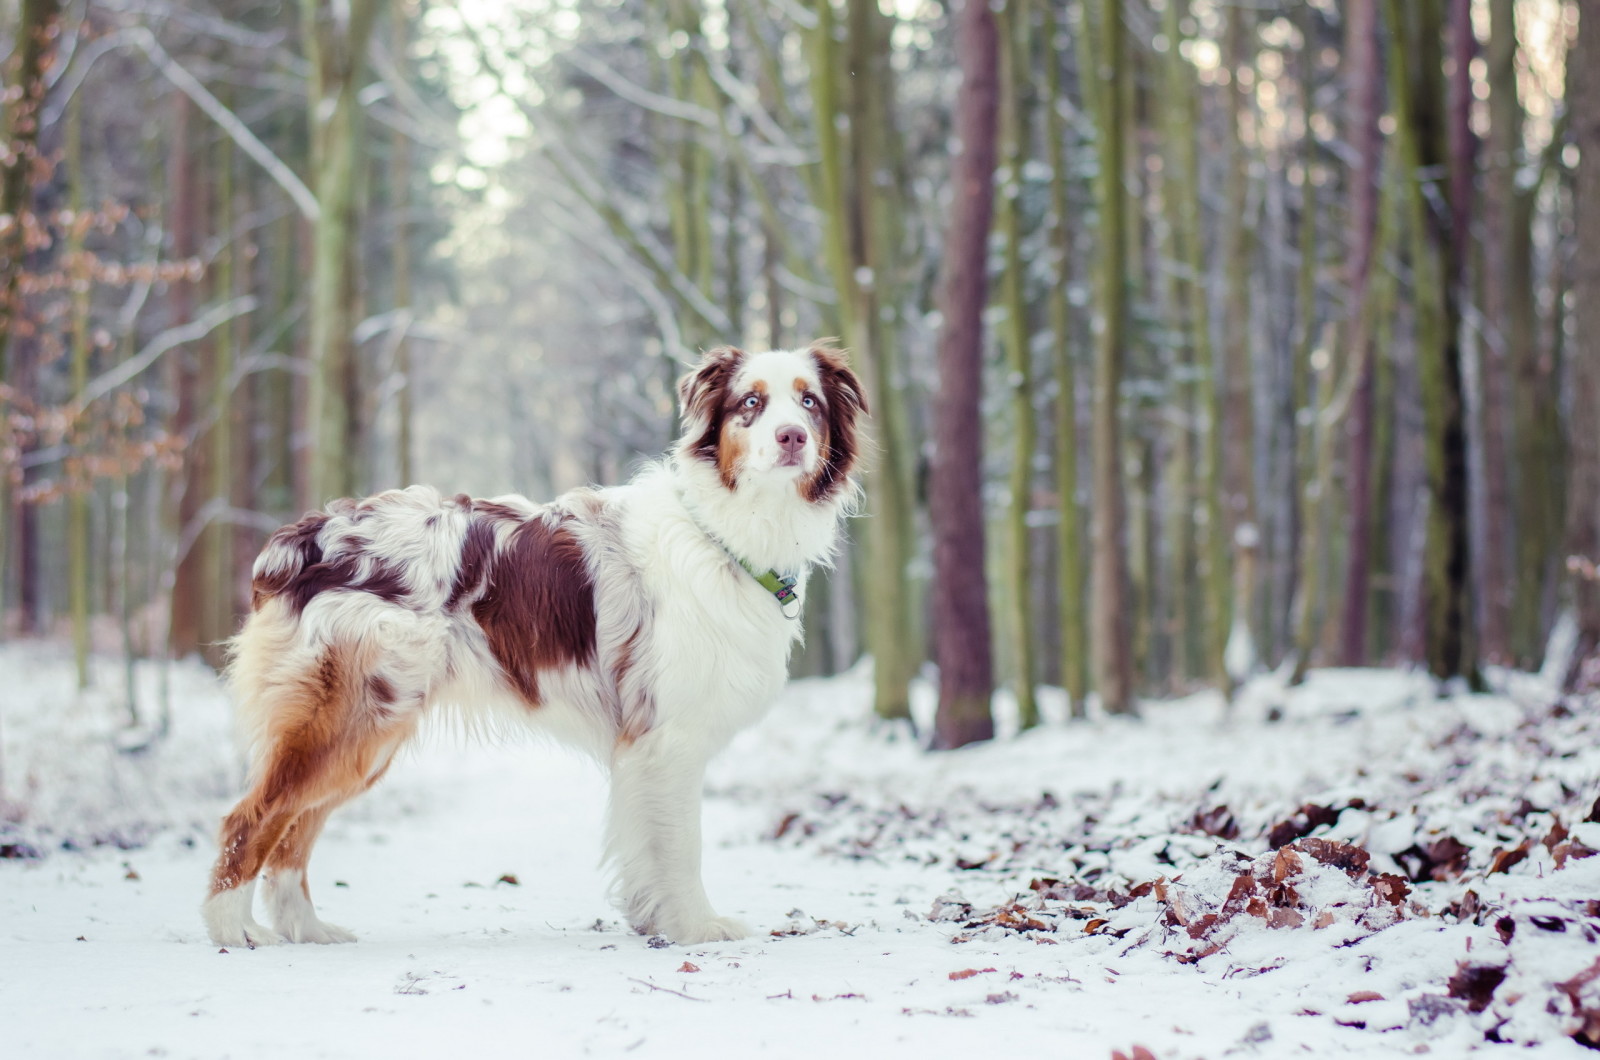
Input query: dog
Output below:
<box><xmin>201</xmin><ymin>342</ymin><xmax>866</xmax><ymax>947</ymax></box>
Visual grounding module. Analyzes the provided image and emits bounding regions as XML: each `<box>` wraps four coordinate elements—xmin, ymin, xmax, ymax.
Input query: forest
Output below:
<box><xmin>0</xmin><ymin>0</ymin><xmax>1595</xmax><ymax>744</ymax></box>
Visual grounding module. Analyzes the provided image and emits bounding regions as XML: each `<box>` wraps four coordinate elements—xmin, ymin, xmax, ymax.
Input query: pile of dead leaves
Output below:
<box><xmin>1144</xmin><ymin>838</ymin><xmax>1414</xmax><ymax>963</ymax></box>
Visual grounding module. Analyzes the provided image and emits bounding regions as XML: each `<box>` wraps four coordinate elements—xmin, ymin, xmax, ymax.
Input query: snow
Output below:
<box><xmin>3</xmin><ymin>642</ymin><xmax>1599</xmax><ymax>1058</ymax></box>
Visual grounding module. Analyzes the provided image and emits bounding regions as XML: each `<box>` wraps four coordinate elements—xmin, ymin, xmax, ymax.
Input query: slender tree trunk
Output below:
<box><xmin>1088</xmin><ymin>0</ymin><xmax>1134</xmax><ymax>715</ymax></box>
<box><xmin>1336</xmin><ymin>0</ymin><xmax>1382</xmax><ymax>666</ymax></box>
<box><xmin>67</xmin><ymin>90</ymin><xmax>91</xmax><ymax>686</ymax></box>
<box><xmin>929</xmin><ymin>0</ymin><xmax>999</xmax><ymax>749</ymax></box>
<box><xmin>1473</xmin><ymin>0</ymin><xmax>1516</xmax><ymax>664</ymax></box>
<box><xmin>302</xmin><ymin>0</ymin><xmax>380</xmax><ymax>506</ymax></box>
<box><xmin>809</xmin><ymin>0</ymin><xmax>918</xmax><ymax>720</ymax></box>
<box><xmin>1564</xmin><ymin>0</ymin><xmax>1600</xmax><ymax>690</ymax></box>
<box><xmin>1220</xmin><ymin>3</ymin><xmax>1258</xmax><ymax>690</ymax></box>
<box><xmin>166</xmin><ymin>93</ymin><xmax>207</xmax><ymax>661</ymax></box>
<box><xmin>0</xmin><ymin>0</ymin><xmax>58</xmax><ymax>638</ymax></box>
<box><xmin>1387</xmin><ymin>0</ymin><xmax>1475</xmax><ymax>683</ymax></box>
<box><xmin>1047</xmin><ymin>0</ymin><xmax>1087</xmax><ymax>714</ymax></box>
<box><xmin>391</xmin><ymin>11</ymin><xmax>415</xmax><ymax>488</ymax></box>
<box><xmin>998</xmin><ymin>0</ymin><xmax>1038</xmax><ymax>728</ymax></box>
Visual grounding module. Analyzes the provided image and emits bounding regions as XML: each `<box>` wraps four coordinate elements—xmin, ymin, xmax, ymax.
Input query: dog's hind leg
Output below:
<box><xmin>202</xmin><ymin>631</ymin><xmax>407</xmax><ymax>947</ymax></box>
<box><xmin>260</xmin><ymin>729</ymin><xmax>411</xmax><ymax>943</ymax></box>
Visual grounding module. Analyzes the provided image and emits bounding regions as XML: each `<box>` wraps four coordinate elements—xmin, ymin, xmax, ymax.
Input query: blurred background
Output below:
<box><xmin>0</xmin><ymin>0</ymin><xmax>1593</xmax><ymax>742</ymax></box>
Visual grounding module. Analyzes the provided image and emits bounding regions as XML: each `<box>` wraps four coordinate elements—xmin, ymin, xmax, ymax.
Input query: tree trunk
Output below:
<box><xmin>1563</xmin><ymin>0</ymin><xmax>1600</xmax><ymax>690</ymax></box>
<box><xmin>809</xmin><ymin>0</ymin><xmax>919</xmax><ymax>721</ymax></box>
<box><xmin>302</xmin><ymin>0</ymin><xmax>380</xmax><ymax>506</ymax></box>
<box><xmin>929</xmin><ymin>0</ymin><xmax>999</xmax><ymax>749</ymax></box>
<box><xmin>1336</xmin><ymin>0</ymin><xmax>1382</xmax><ymax>666</ymax></box>
<box><xmin>998</xmin><ymin>0</ymin><xmax>1038</xmax><ymax>728</ymax></box>
<box><xmin>166</xmin><ymin>92</ymin><xmax>207</xmax><ymax>661</ymax></box>
<box><xmin>1386</xmin><ymin>0</ymin><xmax>1475</xmax><ymax>683</ymax></box>
<box><xmin>0</xmin><ymin>0</ymin><xmax>58</xmax><ymax>638</ymax></box>
<box><xmin>67</xmin><ymin>90</ymin><xmax>91</xmax><ymax>686</ymax></box>
<box><xmin>1088</xmin><ymin>0</ymin><xmax>1134</xmax><ymax>715</ymax></box>
<box><xmin>1220</xmin><ymin>3</ymin><xmax>1257</xmax><ymax>692</ymax></box>
<box><xmin>1047</xmin><ymin>0</ymin><xmax>1087</xmax><ymax>714</ymax></box>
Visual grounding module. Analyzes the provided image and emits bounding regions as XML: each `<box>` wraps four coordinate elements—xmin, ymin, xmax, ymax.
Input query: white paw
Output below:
<box><xmin>664</xmin><ymin>915</ymin><xmax>750</xmax><ymax>945</ymax></box>
<box><xmin>278</xmin><ymin>918</ymin><xmax>358</xmax><ymax>945</ymax></box>
<box><xmin>202</xmin><ymin>889</ymin><xmax>284</xmax><ymax>948</ymax></box>
<box><xmin>210</xmin><ymin>919</ymin><xmax>284</xmax><ymax>948</ymax></box>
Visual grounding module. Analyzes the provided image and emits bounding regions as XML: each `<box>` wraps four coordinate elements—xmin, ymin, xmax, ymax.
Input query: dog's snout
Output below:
<box><xmin>776</xmin><ymin>425</ymin><xmax>808</xmax><ymax>454</ymax></box>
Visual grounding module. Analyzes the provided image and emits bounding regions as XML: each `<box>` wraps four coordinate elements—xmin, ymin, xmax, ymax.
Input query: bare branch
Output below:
<box><xmin>122</xmin><ymin>27</ymin><xmax>320</xmax><ymax>221</ymax></box>
<box><xmin>74</xmin><ymin>296</ymin><xmax>258</xmax><ymax>413</ymax></box>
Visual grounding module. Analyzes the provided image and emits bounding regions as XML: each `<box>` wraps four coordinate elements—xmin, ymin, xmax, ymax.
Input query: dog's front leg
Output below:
<box><xmin>604</xmin><ymin>731</ymin><xmax>748</xmax><ymax>944</ymax></box>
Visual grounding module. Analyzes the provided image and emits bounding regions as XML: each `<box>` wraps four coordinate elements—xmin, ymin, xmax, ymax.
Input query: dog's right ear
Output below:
<box><xmin>677</xmin><ymin>346</ymin><xmax>745</xmax><ymax>458</ymax></box>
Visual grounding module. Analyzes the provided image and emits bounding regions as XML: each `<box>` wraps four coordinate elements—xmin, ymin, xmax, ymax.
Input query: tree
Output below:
<box><xmin>1564</xmin><ymin>1</ymin><xmax>1600</xmax><ymax>691</ymax></box>
<box><xmin>929</xmin><ymin>0</ymin><xmax>999</xmax><ymax>750</ymax></box>
<box><xmin>1385</xmin><ymin>0</ymin><xmax>1475</xmax><ymax>684</ymax></box>
<box><xmin>1087</xmin><ymin>0</ymin><xmax>1134</xmax><ymax>715</ymax></box>
<box><xmin>997</xmin><ymin>0</ymin><xmax>1038</xmax><ymax>728</ymax></box>
<box><xmin>302</xmin><ymin>0</ymin><xmax>381</xmax><ymax>506</ymax></box>
<box><xmin>1336</xmin><ymin>0</ymin><xmax>1383</xmax><ymax>667</ymax></box>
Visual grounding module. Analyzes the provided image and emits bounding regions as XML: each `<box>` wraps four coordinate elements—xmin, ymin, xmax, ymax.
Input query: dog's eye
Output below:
<box><xmin>743</xmin><ymin>395</ymin><xmax>760</xmax><ymax>409</ymax></box>
<box><xmin>801</xmin><ymin>395</ymin><xmax>817</xmax><ymax>409</ymax></box>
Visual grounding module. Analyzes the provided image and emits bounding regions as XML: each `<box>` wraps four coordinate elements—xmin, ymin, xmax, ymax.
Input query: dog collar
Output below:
<box><xmin>738</xmin><ymin>560</ymin><xmax>801</xmax><ymax>616</ymax></box>
<box><xmin>676</xmin><ymin>493</ymin><xmax>803</xmax><ymax>620</ymax></box>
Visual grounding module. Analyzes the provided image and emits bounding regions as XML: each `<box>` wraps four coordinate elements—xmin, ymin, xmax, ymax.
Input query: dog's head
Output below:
<box><xmin>677</xmin><ymin>341</ymin><xmax>867</xmax><ymax>502</ymax></box>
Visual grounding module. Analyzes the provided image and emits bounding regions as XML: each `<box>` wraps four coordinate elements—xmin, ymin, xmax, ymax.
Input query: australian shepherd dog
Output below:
<box><xmin>201</xmin><ymin>342</ymin><xmax>866</xmax><ymax>947</ymax></box>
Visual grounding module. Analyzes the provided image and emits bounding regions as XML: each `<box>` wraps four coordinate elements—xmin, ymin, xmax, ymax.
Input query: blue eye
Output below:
<box><xmin>743</xmin><ymin>395</ymin><xmax>760</xmax><ymax>409</ymax></box>
<box><xmin>802</xmin><ymin>395</ymin><xmax>817</xmax><ymax>409</ymax></box>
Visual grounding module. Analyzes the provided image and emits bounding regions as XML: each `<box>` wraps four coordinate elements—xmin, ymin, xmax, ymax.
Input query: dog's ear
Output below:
<box><xmin>677</xmin><ymin>346</ymin><xmax>745</xmax><ymax>459</ymax></box>
<box><xmin>806</xmin><ymin>341</ymin><xmax>868</xmax><ymax>502</ymax></box>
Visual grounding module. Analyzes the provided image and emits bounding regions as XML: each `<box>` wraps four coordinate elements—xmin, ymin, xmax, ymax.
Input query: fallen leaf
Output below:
<box><xmin>1348</xmin><ymin>990</ymin><xmax>1384</xmax><ymax>1004</ymax></box>
<box><xmin>496</xmin><ymin>874</ymin><xmax>520</xmax><ymax>886</ymax></box>
<box><xmin>677</xmin><ymin>961</ymin><xmax>700</xmax><ymax>973</ymax></box>
<box><xmin>1447</xmin><ymin>962</ymin><xmax>1506</xmax><ymax>1013</ymax></box>
<box><xmin>948</xmin><ymin>967</ymin><xmax>996</xmax><ymax>980</ymax></box>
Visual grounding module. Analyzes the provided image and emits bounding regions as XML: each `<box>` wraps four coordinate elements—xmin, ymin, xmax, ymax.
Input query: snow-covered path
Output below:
<box><xmin>3</xmin><ymin>645</ymin><xmax>1598</xmax><ymax>1058</ymax></box>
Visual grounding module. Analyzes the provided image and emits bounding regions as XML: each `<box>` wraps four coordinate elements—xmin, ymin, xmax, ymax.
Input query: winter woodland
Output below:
<box><xmin>2</xmin><ymin>0</ymin><xmax>1599</xmax><ymax>1055</ymax></box>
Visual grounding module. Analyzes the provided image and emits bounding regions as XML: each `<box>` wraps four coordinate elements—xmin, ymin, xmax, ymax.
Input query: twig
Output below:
<box><xmin>626</xmin><ymin>977</ymin><xmax>709</xmax><ymax>1002</ymax></box>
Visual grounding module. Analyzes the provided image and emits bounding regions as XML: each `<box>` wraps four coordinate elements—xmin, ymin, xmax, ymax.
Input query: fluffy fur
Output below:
<box><xmin>201</xmin><ymin>342</ymin><xmax>866</xmax><ymax>948</ymax></box>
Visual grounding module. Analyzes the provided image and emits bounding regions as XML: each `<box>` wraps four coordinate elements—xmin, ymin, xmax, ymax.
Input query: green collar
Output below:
<box><xmin>738</xmin><ymin>560</ymin><xmax>800</xmax><ymax>614</ymax></box>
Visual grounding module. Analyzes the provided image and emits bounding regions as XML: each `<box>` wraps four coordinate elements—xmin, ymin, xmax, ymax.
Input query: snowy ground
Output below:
<box><xmin>3</xmin><ymin>641</ymin><xmax>1599</xmax><ymax>1059</ymax></box>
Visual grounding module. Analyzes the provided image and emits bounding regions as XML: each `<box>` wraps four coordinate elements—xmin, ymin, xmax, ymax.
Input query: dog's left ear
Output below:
<box><xmin>806</xmin><ymin>341</ymin><xmax>868</xmax><ymax>502</ymax></box>
<box><xmin>677</xmin><ymin>346</ymin><xmax>745</xmax><ymax>458</ymax></box>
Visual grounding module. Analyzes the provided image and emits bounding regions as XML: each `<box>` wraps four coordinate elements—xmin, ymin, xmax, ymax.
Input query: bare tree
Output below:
<box><xmin>929</xmin><ymin>0</ymin><xmax>999</xmax><ymax>750</ymax></box>
<box><xmin>1088</xmin><ymin>0</ymin><xmax>1134</xmax><ymax>715</ymax></box>
<box><xmin>1564</xmin><ymin>1</ymin><xmax>1600</xmax><ymax>691</ymax></box>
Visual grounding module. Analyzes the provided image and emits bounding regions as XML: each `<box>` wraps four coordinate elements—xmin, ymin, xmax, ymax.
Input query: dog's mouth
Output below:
<box><xmin>776</xmin><ymin>451</ymin><xmax>807</xmax><ymax>469</ymax></box>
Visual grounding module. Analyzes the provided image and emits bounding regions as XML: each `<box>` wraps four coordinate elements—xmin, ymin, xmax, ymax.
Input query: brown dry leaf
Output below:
<box><xmin>1268</xmin><ymin>908</ymin><xmax>1304</xmax><ymax>929</ymax></box>
<box><xmin>1314</xmin><ymin>911</ymin><xmax>1336</xmax><ymax>929</ymax></box>
<box><xmin>1447</xmin><ymin>962</ymin><xmax>1507</xmax><ymax>1013</ymax></box>
<box><xmin>1084</xmin><ymin>918</ymin><xmax>1109</xmax><ymax>934</ymax></box>
<box><xmin>1370</xmin><ymin>873</ymin><xmax>1411</xmax><ymax>906</ymax></box>
<box><xmin>677</xmin><ymin>961</ymin><xmax>700</xmax><ymax>973</ymax></box>
<box><xmin>1348</xmin><ymin>990</ymin><xmax>1384</xmax><ymax>1004</ymax></box>
<box><xmin>1296</xmin><ymin>838</ymin><xmax>1371</xmax><ymax>878</ymax></box>
<box><xmin>1489</xmin><ymin>839</ymin><xmax>1534</xmax><ymax>875</ymax></box>
<box><xmin>1544</xmin><ymin>818</ymin><xmax>1570</xmax><ymax>852</ymax></box>
<box><xmin>948</xmin><ymin>967</ymin><xmax>997</xmax><ymax>980</ymax></box>
<box><xmin>496</xmin><ymin>873</ymin><xmax>520</xmax><ymax>886</ymax></box>
<box><xmin>1272</xmin><ymin>847</ymin><xmax>1303</xmax><ymax>884</ymax></box>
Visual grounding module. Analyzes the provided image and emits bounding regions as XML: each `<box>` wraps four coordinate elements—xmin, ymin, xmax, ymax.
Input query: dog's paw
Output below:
<box><xmin>278</xmin><ymin>918</ymin><xmax>358</xmax><ymax>945</ymax></box>
<box><xmin>202</xmin><ymin>890</ymin><xmax>284</xmax><ymax>948</ymax></box>
<box><xmin>208</xmin><ymin>919</ymin><xmax>285</xmax><ymax>948</ymax></box>
<box><xmin>665</xmin><ymin>915</ymin><xmax>750</xmax><ymax>945</ymax></box>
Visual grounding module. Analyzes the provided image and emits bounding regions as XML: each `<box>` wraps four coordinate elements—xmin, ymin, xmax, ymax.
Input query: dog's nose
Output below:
<box><xmin>776</xmin><ymin>425</ymin><xmax>808</xmax><ymax>454</ymax></box>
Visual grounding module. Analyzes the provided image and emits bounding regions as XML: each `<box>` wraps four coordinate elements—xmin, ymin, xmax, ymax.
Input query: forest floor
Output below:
<box><xmin>2</xmin><ymin>642</ymin><xmax>1599</xmax><ymax>1059</ymax></box>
